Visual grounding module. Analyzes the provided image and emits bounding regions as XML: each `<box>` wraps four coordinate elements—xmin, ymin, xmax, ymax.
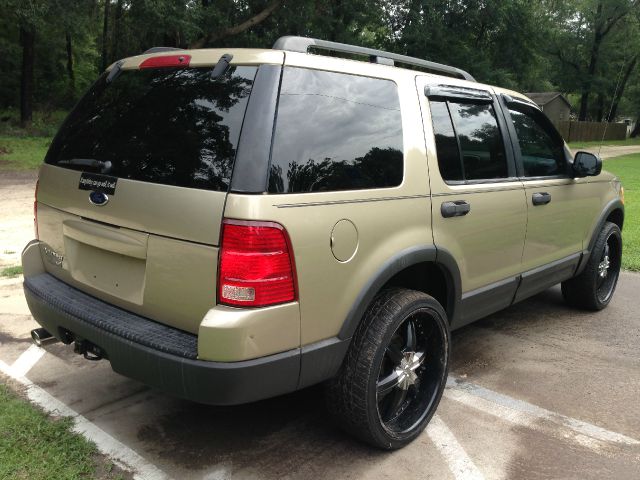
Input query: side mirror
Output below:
<box><xmin>573</xmin><ymin>151</ymin><xmax>602</xmax><ymax>177</ymax></box>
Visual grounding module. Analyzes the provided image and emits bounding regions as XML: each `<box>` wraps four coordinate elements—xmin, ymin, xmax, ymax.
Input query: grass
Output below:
<box><xmin>0</xmin><ymin>136</ymin><xmax>51</xmax><ymax>170</ymax></box>
<box><xmin>1</xmin><ymin>266</ymin><xmax>23</xmax><ymax>278</ymax></box>
<box><xmin>0</xmin><ymin>384</ymin><xmax>126</xmax><ymax>479</ymax></box>
<box><xmin>568</xmin><ymin>136</ymin><xmax>640</xmax><ymax>149</ymax></box>
<box><xmin>0</xmin><ymin>109</ymin><xmax>67</xmax><ymax>137</ymax></box>
<box><xmin>603</xmin><ymin>153</ymin><xmax>640</xmax><ymax>271</ymax></box>
<box><xmin>0</xmin><ymin>109</ymin><xmax>62</xmax><ymax>171</ymax></box>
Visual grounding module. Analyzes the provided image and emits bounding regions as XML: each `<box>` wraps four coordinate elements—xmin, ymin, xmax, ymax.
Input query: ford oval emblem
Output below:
<box><xmin>89</xmin><ymin>191</ymin><xmax>109</xmax><ymax>206</ymax></box>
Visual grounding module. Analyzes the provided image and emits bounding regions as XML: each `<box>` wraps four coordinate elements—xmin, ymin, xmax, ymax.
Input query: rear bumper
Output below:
<box><xmin>23</xmin><ymin>271</ymin><xmax>300</xmax><ymax>405</ymax></box>
<box><xmin>22</xmin><ymin>239</ymin><xmax>350</xmax><ymax>404</ymax></box>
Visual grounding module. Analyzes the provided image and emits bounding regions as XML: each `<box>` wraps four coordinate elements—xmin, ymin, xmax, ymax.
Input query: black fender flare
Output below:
<box><xmin>576</xmin><ymin>199</ymin><xmax>624</xmax><ymax>275</ymax></box>
<box><xmin>337</xmin><ymin>245</ymin><xmax>462</xmax><ymax>341</ymax></box>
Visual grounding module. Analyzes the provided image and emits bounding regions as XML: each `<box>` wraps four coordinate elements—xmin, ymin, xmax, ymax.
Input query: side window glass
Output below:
<box><xmin>448</xmin><ymin>102</ymin><xmax>508</xmax><ymax>180</ymax></box>
<box><xmin>430</xmin><ymin>101</ymin><xmax>463</xmax><ymax>181</ymax></box>
<box><xmin>508</xmin><ymin>106</ymin><xmax>566</xmax><ymax>177</ymax></box>
<box><xmin>429</xmin><ymin>99</ymin><xmax>508</xmax><ymax>182</ymax></box>
<box><xmin>269</xmin><ymin>67</ymin><xmax>403</xmax><ymax>193</ymax></box>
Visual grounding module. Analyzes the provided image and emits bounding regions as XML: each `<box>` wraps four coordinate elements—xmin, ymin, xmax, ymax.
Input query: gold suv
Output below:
<box><xmin>22</xmin><ymin>36</ymin><xmax>624</xmax><ymax>449</ymax></box>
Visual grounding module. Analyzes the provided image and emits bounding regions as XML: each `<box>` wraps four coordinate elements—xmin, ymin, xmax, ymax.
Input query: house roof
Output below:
<box><xmin>525</xmin><ymin>92</ymin><xmax>572</xmax><ymax>109</ymax></box>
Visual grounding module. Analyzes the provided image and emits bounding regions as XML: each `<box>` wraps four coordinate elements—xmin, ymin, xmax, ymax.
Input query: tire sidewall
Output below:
<box><xmin>365</xmin><ymin>294</ymin><xmax>450</xmax><ymax>449</ymax></box>
<box><xmin>590</xmin><ymin>222</ymin><xmax>622</xmax><ymax>309</ymax></box>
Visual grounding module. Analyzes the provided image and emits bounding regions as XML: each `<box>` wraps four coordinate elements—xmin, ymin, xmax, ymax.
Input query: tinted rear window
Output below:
<box><xmin>429</xmin><ymin>99</ymin><xmax>507</xmax><ymax>182</ymax></box>
<box><xmin>45</xmin><ymin>66</ymin><xmax>257</xmax><ymax>191</ymax></box>
<box><xmin>268</xmin><ymin>67</ymin><xmax>403</xmax><ymax>193</ymax></box>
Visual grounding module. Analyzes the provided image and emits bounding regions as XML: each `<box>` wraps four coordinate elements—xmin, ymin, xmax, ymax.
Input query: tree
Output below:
<box><xmin>579</xmin><ymin>0</ymin><xmax>639</xmax><ymax>120</ymax></box>
<box><xmin>6</xmin><ymin>0</ymin><xmax>49</xmax><ymax>127</ymax></box>
<box><xmin>190</xmin><ymin>0</ymin><xmax>283</xmax><ymax>48</ymax></box>
<box><xmin>101</xmin><ymin>0</ymin><xmax>110</xmax><ymax>70</ymax></box>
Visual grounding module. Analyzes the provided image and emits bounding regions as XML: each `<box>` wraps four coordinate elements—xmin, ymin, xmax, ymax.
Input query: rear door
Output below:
<box><xmin>36</xmin><ymin>53</ymin><xmax>276</xmax><ymax>333</ymax></box>
<box><xmin>418</xmin><ymin>81</ymin><xmax>527</xmax><ymax>327</ymax></box>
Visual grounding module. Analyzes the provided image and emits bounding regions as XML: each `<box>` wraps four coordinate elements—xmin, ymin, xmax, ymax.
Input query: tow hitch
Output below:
<box><xmin>73</xmin><ymin>339</ymin><xmax>104</xmax><ymax>361</ymax></box>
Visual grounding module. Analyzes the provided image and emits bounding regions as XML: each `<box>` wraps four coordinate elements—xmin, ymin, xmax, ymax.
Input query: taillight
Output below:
<box><xmin>139</xmin><ymin>54</ymin><xmax>191</xmax><ymax>69</ymax></box>
<box><xmin>218</xmin><ymin>219</ymin><xmax>297</xmax><ymax>307</ymax></box>
<box><xmin>34</xmin><ymin>179</ymin><xmax>39</xmax><ymax>239</ymax></box>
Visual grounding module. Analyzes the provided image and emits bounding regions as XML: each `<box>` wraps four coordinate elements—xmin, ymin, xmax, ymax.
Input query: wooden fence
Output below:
<box><xmin>555</xmin><ymin>121</ymin><xmax>627</xmax><ymax>143</ymax></box>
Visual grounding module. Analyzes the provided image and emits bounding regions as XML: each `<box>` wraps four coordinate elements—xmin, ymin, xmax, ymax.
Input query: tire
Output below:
<box><xmin>561</xmin><ymin>221</ymin><xmax>622</xmax><ymax>310</ymax></box>
<box><xmin>325</xmin><ymin>287</ymin><xmax>450</xmax><ymax>449</ymax></box>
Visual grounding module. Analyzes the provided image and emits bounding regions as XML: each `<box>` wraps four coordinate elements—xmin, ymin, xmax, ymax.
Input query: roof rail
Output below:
<box><xmin>143</xmin><ymin>47</ymin><xmax>182</xmax><ymax>54</ymax></box>
<box><xmin>272</xmin><ymin>36</ymin><xmax>475</xmax><ymax>82</ymax></box>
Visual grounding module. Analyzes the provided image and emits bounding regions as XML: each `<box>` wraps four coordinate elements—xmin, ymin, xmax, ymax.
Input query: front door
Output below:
<box><xmin>501</xmin><ymin>97</ymin><xmax>588</xmax><ymax>301</ymax></box>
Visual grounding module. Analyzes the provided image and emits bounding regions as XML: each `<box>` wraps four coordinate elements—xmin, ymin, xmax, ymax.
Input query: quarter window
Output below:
<box><xmin>429</xmin><ymin>100</ymin><xmax>508</xmax><ymax>182</ymax></box>
<box><xmin>269</xmin><ymin>67</ymin><xmax>403</xmax><ymax>193</ymax></box>
<box><xmin>508</xmin><ymin>106</ymin><xmax>566</xmax><ymax>177</ymax></box>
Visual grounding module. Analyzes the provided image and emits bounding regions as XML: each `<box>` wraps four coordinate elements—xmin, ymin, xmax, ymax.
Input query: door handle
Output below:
<box><xmin>441</xmin><ymin>200</ymin><xmax>471</xmax><ymax>218</ymax></box>
<box><xmin>532</xmin><ymin>192</ymin><xmax>551</xmax><ymax>206</ymax></box>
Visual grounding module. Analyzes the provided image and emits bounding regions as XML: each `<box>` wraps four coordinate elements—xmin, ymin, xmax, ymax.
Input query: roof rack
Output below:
<box><xmin>272</xmin><ymin>36</ymin><xmax>475</xmax><ymax>82</ymax></box>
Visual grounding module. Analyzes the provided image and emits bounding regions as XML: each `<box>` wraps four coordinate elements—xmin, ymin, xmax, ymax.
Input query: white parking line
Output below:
<box><xmin>11</xmin><ymin>344</ymin><xmax>45</xmax><ymax>377</ymax></box>
<box><xmin>0</xmin><ymin>357</ymin><xmax>171</xmax><ymax>480</ymax></box>
<box><xmin>427</xmin><ymin>414</ymin><xmax>486</xmax><ymax>480</ymax></box>
<box><xmin>445</xmin><ymin>377</ymin><xmax>640</xmax><ymax>447</ymax></box>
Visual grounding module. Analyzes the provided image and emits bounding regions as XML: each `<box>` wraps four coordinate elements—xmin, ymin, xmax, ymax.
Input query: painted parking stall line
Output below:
<box><xmin>427</xmin><ymin>414</ymin><xmax>486</xmax><ymax>480</ymax></box>
<box><xmin>0</xmin><ymin>354</ymin><xmax>171</xmax><ymax>480</ymax></box>
<box><xmin>445</xmin><ymin>377</ymin><xmax>639</xmax><ymax>447</ymax></box>
<box><xmin>10</xmin><ymin>344</ymin><xmax>46</xmax><ymax>377</ymax></box>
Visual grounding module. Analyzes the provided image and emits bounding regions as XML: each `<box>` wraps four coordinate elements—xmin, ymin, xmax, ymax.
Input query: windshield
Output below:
<box><xmin>45</xmin><ymin>65</ymin><xmax>257</xmax><ymax>191</ymax></box>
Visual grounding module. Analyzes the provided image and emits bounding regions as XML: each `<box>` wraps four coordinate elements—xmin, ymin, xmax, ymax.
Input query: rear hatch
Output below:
<box><xmin>36</xmin><ymin>51</ymin><xmax>275</xmax><ymax>333</ymax></box>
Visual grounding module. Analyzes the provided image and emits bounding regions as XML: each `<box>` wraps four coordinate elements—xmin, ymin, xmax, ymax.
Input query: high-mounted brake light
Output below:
<box><xmin>218</xmin><ymin>220</ymin><xmax>297</xmax><ymax>308</ymax></box>
<box><xmin>34</xmin><ymin>179</ymin><xmax>39</xmax><ymax>239</ymax></box>
<box><xmin>139</xmin><ymin>54</ymin><xmax>191</xmax><ymax>69</ymax></box>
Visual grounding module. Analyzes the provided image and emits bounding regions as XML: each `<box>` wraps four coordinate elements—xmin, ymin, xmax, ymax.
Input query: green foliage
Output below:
<box><xmin>0</xmin><ymin>1</ymin><xmax>639</xmax><ymax>125</ymax></box>
<box><xmin>0</xmin><ymin>135</ymin><xmax>52</xmax><ymax>170</ymax></box>
<box><xmin>0</xmin><ymin>384</ymin><xmax>124</xmax><ymax>479</ymax></box>
<box><xmin>1</xmin><ymin>265</ymin><xmax>23</xmax><ymax>277</ymax></box>
<box><xmin>568</xmin><ymin>137</ymin><xmax>640</xmax><ymax>148</ymax></box>
<box><xmin>604</xmin><ymin>153</ymin><xmax>640</xmax><ymax>271</ymax></box>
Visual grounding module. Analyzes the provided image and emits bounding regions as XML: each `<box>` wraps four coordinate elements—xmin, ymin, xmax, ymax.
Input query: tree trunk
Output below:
<box><xmin>607</xmin><ymin>55</ymin><xmax>638</xmax><ymax>122</ymax></box>
<box><xmin>579</xmin><ymin>28</ymin><xmax>602</xmax><ymax>120</ymax></box>
<box><xmin>101</xmin><ymin>0</ymin><xmax>111</xmax><ymax>71</ymax></box>
<box><xmin>631</xmin><ymin>119</ymin><xmax>640</xmax><ymax>138</ymax></box>
<box><xmin>65</xmin><ymin>31</ymin><xmax>76</xmax><ymax>100</ymax></box>
<box><xmin>20</xmin><ymin>26</ymin><xmax>35</xmax><ymax>128</ymax></box>
<box><xmin>112</xmin><ymin>0</ymin><xmax>123</xmax><ymax>61</ymax></box>
<box><xmin>190</xmin><ymin>0</ymin><xmax>282</xmax><ymax>49</ymax></box>
<box><xmin>595</xmin><ymin>93</ymin><xmax>604</xmax><ymax>122</ymax></box>
<box><xmin>578</xmin><ymin>1</ymin><xmax>636</xmax><ymax>120</ymax></box>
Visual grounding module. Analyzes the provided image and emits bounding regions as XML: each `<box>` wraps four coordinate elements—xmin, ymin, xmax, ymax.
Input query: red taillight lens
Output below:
<box><xmin>139</xmin><ymin>54</ymin><xmax>191</xmax><ymax>69</ymax></box>
<box><xmin>34</xmin><ymin>179</ymin><xmax>39</xmax><ymax>239</ymax></box>
<box><xmin>218</xmin><ymin>220</ymin><xmax>297</xmax><ymax>307</ymax></box>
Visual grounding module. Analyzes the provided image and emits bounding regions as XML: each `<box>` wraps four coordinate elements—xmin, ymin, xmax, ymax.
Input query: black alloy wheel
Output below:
<box><xmin>326</xmin><ymin>288</ymin><xmax>450</xmax><ymax>449</ymax></box>
<box><xmin>562</xmin><ymin>221</ymin><xmax>622</xmax><ymax>310</ymax></box>
<box><xmin>595</xmin><ymin>229</ymin><xmax>621</xmax><ymax>304</ymax></box>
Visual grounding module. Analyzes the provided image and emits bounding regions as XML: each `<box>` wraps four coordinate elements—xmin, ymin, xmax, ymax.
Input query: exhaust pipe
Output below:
<box><xmin>31</xmin><ymin>328</ymin><xmax>57</xmax><ymax>347</ymax></box>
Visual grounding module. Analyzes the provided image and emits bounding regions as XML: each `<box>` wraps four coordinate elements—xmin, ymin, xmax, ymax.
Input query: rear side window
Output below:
<box><xmin>268</xmin><ymin>68</ymin><xmax>403</xmax><ymax>193</ymax></box>
<box><xmin>429</xmin><ymin>100</ymin><xmax>508</xmax><ymax>182</ymax></box>
<box><xmin>45</xmin><ymin>66</ymin><xmax>257</xmax><ymax>191</ymax></box>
